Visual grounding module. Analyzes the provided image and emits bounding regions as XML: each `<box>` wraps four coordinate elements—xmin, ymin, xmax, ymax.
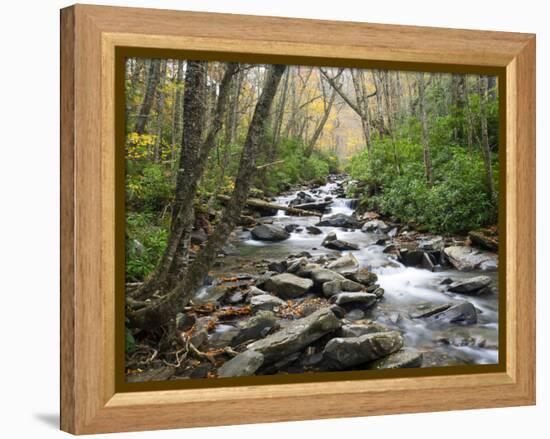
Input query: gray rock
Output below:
<box><xmin>309</xmin><ymin>268</ymin><xmax>345</xmax><ymax>286</ymax></box>
<box><xmin>286</xmin><ymin>257</ymin><xmax>308</xmax><ymax>274</ymax></box>
<box><xmin>322</xmin><ymin>231</ymin><xmax>337</xmax><ymax>245</ymax></box>
<box><xmin>444</xmin><ymin>246</ymin><xmax>498</xmax><ymax>271</ymax></box>
<box><xmin>372</xmin><ymin>288</ymin><xmax>385</xmax><ymax>298</ymax></box>
<box><xmin>208</xmin><ymin>328</ymin><xmax>239</xmax><ymax>349</ymax></box>
<box><xmin>248</xmin><ymin>285</ymin><xmax>268</xmax><ymax>296</ymax></box>
<box><xmin>250</xmin><ymin>294</ymin><xmax>286</xmax><ymax>312</ymax></box>
<box><xmin>361</xmin><ymin>219</ymin><xmax>389</xmax><ymax>233</ymax></box>
<box><xmin>399</xmin><ymin>249</ymin><xmax>426</xmax><ymax>267</ymax></box>
<box><xmin>323</xmin><ymin>331</ymin><xmax>404</xmax><ymax>369</ymax></box>
<box><xmin>369</xmin><ymin>348</ymin><xmax>423</xmax><ymax>369</ymax></box>
<box><xmin>247</xmin><ymin>308</ymin><xmax>341</xmax><ymax>363</ymax></box>
<box><xmin>192</xmin><ymin>285</ymin><xmax>227</xmax><ymax>305</ymax></box>
<box><xmin>346</xmin><ymin>268</ymin><xmax>378</xmax><ymax>286</ymax></box>
<box><xmin>217</xmin><ymin>350</ymin><xmax>265</xmax><ymax>377</ymax></box>
<box><xmin>448</xmin><ymin>275</ymin><xmax>492</xmax><ymax>295</ymax></box>
<box><xmin>232</xmin><ymin>311</ymin><xmax>278</xmax><ymax>346</ymax></box>
<box><xmin>306</xmin><ymin>225</ymin><xmax>323</xmax><ymax>235</ymax></box>
<box><xmin>409</xmin><ymin>303</ymin><xmax>452</xmax><ymax>319</ymax></box>
<box><xmin>418</xmin><ymin>236</ymin><xmax>444</xmax><ymax>252</ymax></box>
<box><xmin>323</xmin><ymin>239</ymin><xmax>359</xmax><ymax>251</ymax></box>
<box><xmin>316</xmin><ymin>213</ymin><xmax>359</xmax><ymax>228</ymax></box>
<box><xmin>268</xmin><ymin>260</ymin><xmax>288</xmax><ymax>273</ymax></box>
<box><xmin>322</xmin><ymin>279</ymin><xmax>364</xmax><ymax>297</ymax></box>
<box><xmin>251</xmin><ymin>224</ymin><xmax>290</xmax><ymax>241</ymax></box>
<box><xmin>330</xmin><ymin>292</ymin><xmax>377</xmax><ymax>307</ymax></box>
<box><xmin>431</xmin><ymin>301</ymin><xmax>477</xmax><ymax>325</ymax></box>
<box><xmin>263</xmin><ymin>273</ymin><xmax>314</xmax><ymax>299</ymax></box>
<box><xmin>338</xmin><ymin>322</ymin><xmax>389</xmax><ymax>337</ymax></box>
<box><xmin>327</xmin><ymin>252</ymin><xmax>359</xmax><ymax>272</ymax></box>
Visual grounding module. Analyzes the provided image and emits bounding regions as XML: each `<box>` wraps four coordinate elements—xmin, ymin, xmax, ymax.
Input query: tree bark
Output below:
<box><xmin>170</xmin><ymin>60</ymin><xmax>185</xmax><ymax>162</ymax></box>
<box><xmin>132</xmin><ymin>61</ymin><xmax>238</xmax><ymax>301</ymax></box>
<box><xmin>134</xmin><ymin>59</ymin><xmax>161</xmax><ymax>135</ymax></box>
<box><xmin>131</xmin><ymin>64</ymin><xmax>286</xmax><ymax>331</ymax></box>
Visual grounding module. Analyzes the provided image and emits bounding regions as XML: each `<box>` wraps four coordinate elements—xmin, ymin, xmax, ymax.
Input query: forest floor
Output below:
<box><xmin>126</xmin><ymin>175</ymin><xmax>500</xmax><ymax>382</ymax></box>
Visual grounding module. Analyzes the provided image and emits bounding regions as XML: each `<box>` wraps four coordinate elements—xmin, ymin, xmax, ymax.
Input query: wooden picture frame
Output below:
<box><xmin>60</xmin><ymin>4</ymin><xmax>536</xmax><ymax>434</ymax></box>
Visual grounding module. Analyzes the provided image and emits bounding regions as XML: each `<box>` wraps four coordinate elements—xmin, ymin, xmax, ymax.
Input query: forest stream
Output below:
<box><xmin>143</xmin><ymin>175</ymin><xmax>502</xmax><ymax>380</ymax></box>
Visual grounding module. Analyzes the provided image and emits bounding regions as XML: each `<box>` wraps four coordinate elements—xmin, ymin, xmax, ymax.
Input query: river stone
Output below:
<box><xmin>338</xmin><ymin>322</ymin><xmax>389</xmax><ymax>337</ymax></box>
<box><xmin>327</xmin><ymin>253</ymin><xmax>359</xmax><ymax>272</ymax></box>
<box><xmin>322</xmin><ymin>279</ymin><xmax>365</xmax><ymax>297</ymax></box>
<box><xmin>323</xmin><ymin>331</ymin><xmax>404</xmax><ymax>369</ymax></box>
<box><xmin>208</xmin><ymin>328</ymin><xmax>239</xmax><ymax>349</ymax></box>
<box><xmin>444</xmin><ymin>245</ymin><xmax>498</xmax><ymax>271</ymax></box>
<box><xmin>322</xmin><ymin>231</ymin><xmax>337</xmax><ymax>245</ymax></box>
<box><xmin>448</xmin><ymin>275</ymin><xmax>492</xmax><ymax>295</ymax></box>
<box><xmin>345</xmin><ymin>309</ymin><xmax>365</xmax><ymax>321</ymax></box>
<box><xmin>251</xmin><ymin>224</ymin><xmax>290</xmax><ymax>241</ymax></box>
<box><xmin>346</xmin><ymin>268</ymin><xmax>378</xmax><ymax>286</ymax></box>
<box><xmin>263</xmin><ymin>273</ymin><xmax>314</xmax><ymax>299</ymax></box>
<box><xmin>248</xmin><ymin>285</ymin><xmax>269</xmax><ymax>296</ymax></box>
<box><xmin>316</xmin><ymin>213</ymin><xmax>359</xmax><ymax>228</ymax></box>
<box><xmin>361</xmin><ymin>219</ymin><xmax>389</xmax><ymax>233</ymax></box>
<box><xmin>369</xmin><ymin>348</ymin><xmax>424</xmax><ymax>369</ymax></box>
<box><xmin>431</xmin><ymin>301</ymin><xmax>477</xmax><ymax>325</ymax></box>
<box><xmin>268</xmin><ymin>260</ymin><xmax>288</xmax><ymax>273</ymax></box>
<box><xmin>330</xmin><ymin>292</ymin><xmax>377</xmax><ymax>307</ymax></box>
<box><xmin>309</xmin><ymin>268</ymin><xmax>346</xmax><ymax>286</ymax></box>
<box><xmin>217</xmin><ymin>350</ymin><xmax>265</xmax><ymax>377</ymax></box>
<box><xmin>306</xmin><ymin>225</ymin><xmax>323</xmax><ymax>235</ymax></box>
<box><xmin>410</xmin><ymin>303</ymin><xmax>452</xmax><ymax>318</ymax></box>
<box><xmin>250</xmin><ymin>294</ymin><xmax>286</xmax><ymax>312</ymax></box>
<box><xmin>286</xmin><ymin>257</ymin><xmax>308</xmax><ymax>274</ymax></box>
<box><xmin>231</xmin><ymin>311</ymin><xmax>278</xmax><ymax>346</ymax></box>
<box><xmin>418</xmin><ymin>236</ymin><xmax>445</xmax><ymax>252</ymax></box>
<box><xmin>323</xmin><ymin>239</ymin><xmax>359</xmax><ymax>251</ymax></box>
<box><xmin>372</xmin><ymin>288</ymin><xmax>385</xmax><ymax>298</ymax></box>
<box><xmin>247</xmin><ymin>308</ymin><xmax>341</xmax><ymax>363</ymax></box>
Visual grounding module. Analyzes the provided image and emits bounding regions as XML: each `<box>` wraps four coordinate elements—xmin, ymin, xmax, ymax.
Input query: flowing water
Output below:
<box><xmin>213</xmin><ymin>178</ymin><xmax>499</xmax><ymax>368</ymax></box>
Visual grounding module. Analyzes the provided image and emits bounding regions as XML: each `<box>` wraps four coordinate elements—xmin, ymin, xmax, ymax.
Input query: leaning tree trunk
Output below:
<box><xmin>132</xmin><ymin>61</ymin><xmax>238</xmax><ymax>301</ymax></box>
<box><xmin>131</xmin><ymin>64</ymin><xmax>286</xmax><ymax>332</ymax></box>
<box><xmin>134</xmin><ymin>59</ymin><xmax>161</xmax><ymax>135</ymax></box>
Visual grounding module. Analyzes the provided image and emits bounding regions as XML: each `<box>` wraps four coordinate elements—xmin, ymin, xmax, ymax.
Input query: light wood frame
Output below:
<box><xmin>60</xmin><ymin>4</ymin><xmax>536</xmax><ymax>434</ymax></box>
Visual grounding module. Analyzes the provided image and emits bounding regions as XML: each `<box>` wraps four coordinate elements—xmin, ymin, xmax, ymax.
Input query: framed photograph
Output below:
<box><xmin>60</xmin><ymin>4</ymin><xmax>536</xmax><ymax>434</ymax></box>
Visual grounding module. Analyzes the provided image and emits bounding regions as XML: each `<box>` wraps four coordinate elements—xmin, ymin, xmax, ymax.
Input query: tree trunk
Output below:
<box><xmin>170</xmin><ymin>60</ymin><xmax>185</xmax><ymax>162</ymax></box>
<box><xmin>305</xmin><ymin>83</ymin><xmax>336</xmax><ymax>156</ymax></box>
<box><xmin>478</xmin><ymin>75</ymin><xmax>495</xmax><ymax>198</ymax></box>
<box><xmin>153</xmin><ymin>61</ymin><xmax>167</xmax><ymax>162</ymax></box>
<box><xmin>134</xmin><ymin>59</ymin><xmax>161</xmax><ymax>135</ymax></box>
<box><xmin>132</xmin><ymin>61</ymin><xmax>238</xmax><ymax>301</ymax></box>
<box><xmin>131</xmin><ymin>64</ymin><xmax>286</xmax><ymax>331</ymax></box>
<box><xmin>417</xmin><ymin>72</ymin><xmax>433</xmax><ymax>185</ymax></box>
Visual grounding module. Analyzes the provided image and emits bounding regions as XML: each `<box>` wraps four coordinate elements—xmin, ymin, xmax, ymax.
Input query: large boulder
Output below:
<box><xmin>327</xmin><ymin>253</ymin><xmax>359</xmax><ymax>272</ymax></box>
<box><xmin>323</xmin><ymin>239</ymin><xmax>359</xmax><ymax>251</ymax></box>
<box><xmin>263</xmin><ymin>273</ymin><xmax>314</xmax><ymax>299</ymax></box>
<box><xmin>217</xmin><ymin>350</ymin><xmax>265</xmax><ymax>377</ymax></box>
<box><xmin>448</xmin><ymin>275</ymin><xmax>492</xmax><ymax>295</ymax></box>
<box><xmin>309</xmin><ymin>268</ymin><xmax>346</xmax><ymax>286</ymax></box>
<box><xmin>338</xmin><ymin>322</ymin><xmax>390</xmax><ymax>337</ymax></box>
<box><xmin>322</xmin><ymin>331</ymin><xmax>403</xmax><ymax>369</ymax></box>
<box><xmin>369</xmin><ymin>349</ymin><xmax>423</xmax><ymax>369</ymax></box>
<box><xmin>361</xmin><ymin>219</ymin><xmax>389</xmax><ymax>233</ymax></box>
<box><xmin>247</xmin><ymin>308</ymin><xmax>341</xmax><ymax>363</ymax></box>
<box><xmin>322</xmin><ymin>279</ymin><xmax>364</xmax><ymax>297</ymax></box>
<box><xmin>431</xmin><ymin>301</ymin><xmax>477</xmax><ymax>325</ymax></box>
<box><xmin>250</xmin><ymin>294</ymin><xmax>286</xmax><ymax>312</ymax></box>
<box><xmin>330</xmin><ymin>292</ymin><xmax>377</xmax><ymax>307</ymax></box>
<box><xmin>316</xmin><ymin>213</ymin><xmax>359</xmax><ymax>228</ymax></box>
<box><xmin>231</xmin><ymin>311</ymin><xmax>278</xmax><ymax>346</ymax></box>
<box><xmin>250</xmin><ymin>224</ymin><xmax>290</xmax><ymax>241</ymax></box>
<box><xmin>444</xmin><ymin>245</ymin><xmax>498</xmax><ymax>271</ymax></box>
<box><xmin>346</xmin><ymin>268</ymin><xmax>378</xmax><ymax>286</ymax></box>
